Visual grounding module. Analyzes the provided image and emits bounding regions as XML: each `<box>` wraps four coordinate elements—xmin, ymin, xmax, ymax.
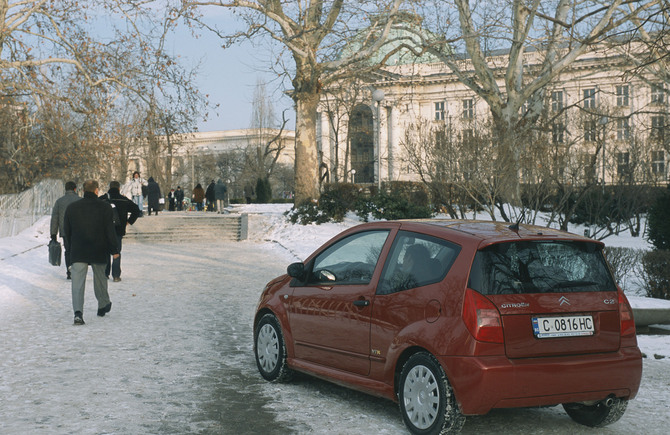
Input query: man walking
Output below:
<box><xmin>63</xmin><ymin>180</ymin><xmax>119</xmax><ymax>325</ymax></box>
<box><xmin>175</xmin><ymin>186</ymin><xmax>184</xmax><ymax>211</ymax></box>
<box><xmin>101</xmin><ymin>181</ymin><xmax>141</xmax><ymax>282</ymax></box>
<box><xmin>50</xmin><ymin>181</ymin><xmax>81</xmax><ymax>279</ymax></box>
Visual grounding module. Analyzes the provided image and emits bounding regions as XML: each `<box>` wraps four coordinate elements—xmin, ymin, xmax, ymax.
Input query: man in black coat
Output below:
<box><xmin>175</xmin><ymin>186</ymin><xmax>184</xmax><ymax>211</ymax></box>
<box><xmin>63</xmin><ymin>180</ymin><xmax>119</xmax><ymax>325</ymax></box>
<box><xmin>101</xmin><ymin>181</ymin><xmax>141</xmax><ymax>282</ymax></box>
<box><xmin>205</xmin><ymin>180</ymin><xmax>216</xmax><ymax>211</ymax></box>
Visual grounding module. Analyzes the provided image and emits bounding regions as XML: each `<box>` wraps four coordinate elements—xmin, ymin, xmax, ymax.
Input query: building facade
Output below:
<box><xmin>316</xmin><ymin>45</ymin><xmax>668</xmax><ymax>188</ymax></box>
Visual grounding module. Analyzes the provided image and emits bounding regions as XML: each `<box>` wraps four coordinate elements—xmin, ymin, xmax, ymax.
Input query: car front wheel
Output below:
<box><xmin>398</xmin><ymin>352</ymin><xmax>465</xmax><ymax>434</ymax></box>
<box><xmin>563</xmin><ymin>397</ymin><xmax>628</xmax><ymax>427</ymax></box>
<box><xmin>254</xmin><ymin>313</ymin><xmax>293</xmax><ymax>382</ymax></box>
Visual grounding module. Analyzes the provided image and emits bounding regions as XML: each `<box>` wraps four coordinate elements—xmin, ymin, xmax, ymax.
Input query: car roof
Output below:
<box><xmin>389</xmin><ymin>219</ymin><xmax>602</xmax><ymax>249</ymax></box>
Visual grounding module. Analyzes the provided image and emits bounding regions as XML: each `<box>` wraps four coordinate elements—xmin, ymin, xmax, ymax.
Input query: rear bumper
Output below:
<box><xmin>439</xmin><ymin>346</ymin><xmax>642</xmax><ymax>415</ymax></box>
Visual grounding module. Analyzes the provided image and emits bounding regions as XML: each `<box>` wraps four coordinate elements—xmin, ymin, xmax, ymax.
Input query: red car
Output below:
<box><xmin>253</xmin><ymin>220</ymin><xmax>642</xmax><ymax>434</ymax></box>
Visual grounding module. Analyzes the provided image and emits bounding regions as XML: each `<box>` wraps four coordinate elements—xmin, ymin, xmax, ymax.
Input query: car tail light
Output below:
<box><xmin>618</xmin><ymin>288</ymin><xmax>636</xmax><ymax>337</ymax></box>
<box><xmin>463</xmin><ymin>288</ymin><xmax>503</xmax><ymax>343</ymax></box>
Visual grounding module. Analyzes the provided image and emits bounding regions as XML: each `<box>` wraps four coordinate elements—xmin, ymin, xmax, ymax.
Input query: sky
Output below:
<box><xmin>1</xmin><ymin>204</ymin><xmax>670</xmax><ymax>433</ymax></box>
<box><xmin>168</xmin><ymin>9</ymin><xmax>295</xmax><ymax>133</ymax></box>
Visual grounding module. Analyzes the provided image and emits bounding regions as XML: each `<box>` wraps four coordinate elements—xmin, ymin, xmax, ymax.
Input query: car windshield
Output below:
<box><xmin>468</xmin><ymin>240</ymin><xmax>616</xmax><ymax>295</ymax></box>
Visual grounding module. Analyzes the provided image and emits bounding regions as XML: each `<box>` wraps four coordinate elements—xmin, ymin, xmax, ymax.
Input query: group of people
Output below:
<box><xmin>50</xmin><ymin>175</ymin><xmax>148</xmax><ymax>325</ymax></box>
<box><xmin>126</xmin><ymin>171</ymin><xmax>163</xmax><ymax>216</ymax></box>
<box><xmin>191</xmin><ymin>180</ymin><xmax>228</xmax><ymax>212</ymax></box>
<box><xmin>50</xmin><ymin>174</ymin><xmax>231</xmax><ymax>325</ymax></box>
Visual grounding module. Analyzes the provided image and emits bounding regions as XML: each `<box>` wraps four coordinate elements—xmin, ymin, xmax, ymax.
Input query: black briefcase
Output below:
<box><xmin>48</xmin><ymin>239</ymin><xmax>62</xmax><ymax>266</ymax></box>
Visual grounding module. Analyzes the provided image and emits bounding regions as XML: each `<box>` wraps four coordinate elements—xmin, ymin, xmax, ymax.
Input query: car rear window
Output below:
<box><xmin>468</xmin><ymin>240</ymin><xmax>616</xmax><ymax>295</ymax></box>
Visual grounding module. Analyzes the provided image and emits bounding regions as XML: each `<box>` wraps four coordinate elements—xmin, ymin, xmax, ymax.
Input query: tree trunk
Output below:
<box><xmin>294</xmin><ymin>92</ymin><xmax>321</xmax><ymax>204</ymax></box>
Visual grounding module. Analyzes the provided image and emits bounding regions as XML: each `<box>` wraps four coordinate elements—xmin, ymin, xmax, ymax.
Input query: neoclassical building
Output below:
<box><xmin>316</xmin><ymin>43</ymin><xmax>668</xmax><ymax>188</ymax></box>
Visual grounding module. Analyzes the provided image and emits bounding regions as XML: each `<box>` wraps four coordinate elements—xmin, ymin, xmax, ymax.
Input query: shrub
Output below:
<box><xmin>255</xmin><ymin>177</ymin><xmax>272</xmax><ymax>203</ymax></box>
<box><xmin>603</xmin><ymin>247</ymin><xmax>644</xmax><ymax>293</ymax></box>
<box><xmin>319</xmin><ymin>183</ymin><xmax>360</xmax><ymax>222</ymax></box>
<box><xmin>355</xmin><ymin>192</ymin><xmax>432</xmax><ymax>222</ymax></box>
<box><xmin>647</xmin><ymin>186</ymin><xmax>670</xmax><ymax>250</ymax></box>
<box><xmin>286</xmin><ymin>200</ymin><xmax>330</xmax><ymax>225</ymax></box>
<box><xmin>286</xmin><ymin>181</ymin><xmax>433</xmax><ymax>225</ymax></box>
<box><xmin>640</xmin><ymin>249</ymin><xmax>670</xmax><ymax>300</ymax></box>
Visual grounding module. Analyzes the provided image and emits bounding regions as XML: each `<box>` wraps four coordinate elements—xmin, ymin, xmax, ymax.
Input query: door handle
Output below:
<box><xmin>353</xmin><ymin>299</ymin><xmax>370</xmax><ymax>307</ymax></box>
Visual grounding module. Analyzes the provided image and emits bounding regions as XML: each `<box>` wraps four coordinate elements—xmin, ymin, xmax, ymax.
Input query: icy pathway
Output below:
<box><xmin>0</xmin><ymin>214</ymin><xmax>669</xmax><ymax>433</ymax></box>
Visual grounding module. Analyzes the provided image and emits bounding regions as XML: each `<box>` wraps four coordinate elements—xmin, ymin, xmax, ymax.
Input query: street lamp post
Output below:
<box><xmin>351</xmin><ymin>169</ymin><xmax>356</xmax><ymax>184</ymax></box>
<box><xmin>372</xmin><ymin>89</ymin><xmax>385</xmax><ymax>190</ymax></box>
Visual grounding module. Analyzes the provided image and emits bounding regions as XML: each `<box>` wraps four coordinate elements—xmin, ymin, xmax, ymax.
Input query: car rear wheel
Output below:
<box><xmin>254</xmin><ymin>313</ymin><xmax>293</xmax><ymax>382</ymax></box>
<box><xmin>398</xmin><ymin>352</ymin><xmax>465</xmax><ymax>434</ymax></box>
<box><xmin>562</xmin><ymin>397</ymin><xmax>628</xmax><ymax>427</ymax></box>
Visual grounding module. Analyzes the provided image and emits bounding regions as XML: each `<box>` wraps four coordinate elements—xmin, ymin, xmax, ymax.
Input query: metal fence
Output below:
<box><xmin>0</xmin><ymin>179</ymin><xmax>64</xmax><ymax>238</ymax></box>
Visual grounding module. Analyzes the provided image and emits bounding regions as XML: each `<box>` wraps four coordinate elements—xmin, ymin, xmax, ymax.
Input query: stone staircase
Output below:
<box><xmin>124</xmin><ymin>212</ymin><xmax>248</xmax><ymax>243</ymax></box>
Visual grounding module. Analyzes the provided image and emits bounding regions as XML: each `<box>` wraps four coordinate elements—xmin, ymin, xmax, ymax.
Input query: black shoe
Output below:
<box><xmin>113</xmin><ymin>277</ymin><xmax>121</xmax><ymax>282</ymax></box>
<box><xmin>74</xmin><ymin>311</ymin><xmax>85</xmax><ymax>325</ymax></box>
<box><xmin>97</xmin><ymin>302</ymin><xmax>112</xmax><ymax>317</ymax></box>
<box><xmin>67</xmin><ymin>271</ymin><xmax>71</xmax><ymax>279</ymax></box>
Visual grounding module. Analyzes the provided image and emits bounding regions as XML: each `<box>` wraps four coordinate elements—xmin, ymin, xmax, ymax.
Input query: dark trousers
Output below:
<box><xmin>105</xmin><ymin>234</ymin><xmax>123</xmax><ymax>278</ymax></box>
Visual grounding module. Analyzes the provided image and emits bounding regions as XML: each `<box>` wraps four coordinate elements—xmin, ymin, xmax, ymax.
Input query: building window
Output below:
<box><xmin>584</xmin><ymin>120</ymin><xmax>597</xmax><ymax>142</ymax></box>
<box><xmin>617</xmin><ymin>151</ymin><xmax>630</xmax><ymax>179</ymax></box>
<box><xmin>583</xmin><ymin>88</ymin><xmax>596</xmax><ymax>109</ymax></box>
<box><xmin>616</xmin><ymin>118</ymin><xmax>630</xmax><ymax>140</ymax></box>
<box><xmin>579</xmin><ymin>153</ymin><xmax>596</xmax><ymax>183</ymax></box>
<box><xmin>434</xmin><ymin>101</ymin><xmax>445</xmax><ymax>121</ymax></box>
<box><xmin>462</xmin><ymin>99</ymin><xmax>474</xmax><ymax>119</ymax></box>
<box><xmin>651</xmin><ymin>116</ymin><xmax>666</xmax><ymax>142</ymax></box>
<box><xmin>616</xmin><ymin>85</ymin><xmax>629</xmax><ymax>107</ymax></box>
<box><xmin>651</xmin><ymin>83</ymin><xmax>665</xmax><ymax>105</ymax></box>
<box><xmin>552</xmin><ymin>123</ymin><xmax>565</xmax><ymax>144</ymax></box>
<box><xmin>651</xmin><ymin>150</ymin><xmax>666</xmax><ymax>178</ymax></box>
<box><xmin>551</xmin><ymin>91</ymin><xmax>564</xmax><ymax>112</ymax></box>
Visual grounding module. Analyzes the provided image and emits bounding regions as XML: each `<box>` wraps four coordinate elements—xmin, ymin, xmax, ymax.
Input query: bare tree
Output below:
<box><xmin>244</xmin><ymin>80</ymin><xmax>290</xmax><ymax>182</ymax></box>
<box><xmin>0</xmin><ymin>1</ymin><xmax>209</xmax><ymax>192</ymax></box>
<box><xmin>178</xmin><ymin>0</ymin><xmax>405</xmax><ymax>203</ymax></box>
<box><xmin>409</xmin><ymin>0</ymin><xmax>657</xmax><ymax>206</ymax></box>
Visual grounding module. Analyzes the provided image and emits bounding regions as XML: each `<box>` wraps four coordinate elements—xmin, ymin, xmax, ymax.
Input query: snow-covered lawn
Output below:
<box><xmin>1</xmin><ymin>204</ymin><xmax>668</xmax><ymax>434</ymax></box>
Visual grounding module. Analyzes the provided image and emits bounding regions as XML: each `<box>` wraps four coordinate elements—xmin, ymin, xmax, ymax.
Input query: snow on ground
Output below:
<box><xmin>1</xmin><ymin>204</ymin><xmax>669</xmax><ymax>434</ymax></box>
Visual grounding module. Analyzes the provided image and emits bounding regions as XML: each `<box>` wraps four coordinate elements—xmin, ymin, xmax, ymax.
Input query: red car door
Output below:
<box><xmin>288</xmin><ymin>228</ymin><xmax>395</xmax><ymax>376</ymax></box>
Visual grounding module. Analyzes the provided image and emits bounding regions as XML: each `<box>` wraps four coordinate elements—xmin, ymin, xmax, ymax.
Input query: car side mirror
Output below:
<box><xmin>287</xmin><ymin>262</ymin><xmax>305</xmax><ymax>279</ymax></box>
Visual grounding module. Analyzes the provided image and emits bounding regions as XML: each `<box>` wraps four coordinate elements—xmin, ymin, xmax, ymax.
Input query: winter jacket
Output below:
<box><xmin>129</xmin><ymin>177</ymin><xmax>147</xmax><ymax>197</ymax></box>
<box><xmin>214</xmin><ymin>180</ymin><xmax>228</xmax><ymax>200</ymax></box>
<box><xmin>205</xmin><ymin>182</ymin><xmax>216</xmax><ymax>202</ymax></box>
<box><xmin>147</xmin><ymin>177</ymin><xmax>162</xmax><ymax>210</ymax></box>
<box><xmin>192</xmin><ymin>184</ymin><xmax>205</xmax><ymax>204</ymax></box>
<box><xmin>50</xmin><ymin>190</ymin><xmax>81</xmax><ymax>238</ymax></box>
<box><xmin>63</xmin><ymin>191</ymin><xmax>119</xmax><ymax>264</ymax></box>
<box><xmin>175</xmin><ymin>188</ymin><xmax>184</xmax><ymax>203</ymax></box>
<box><xmin>101</xmin><ymin>188</ymin><xmax>141</xmax><ymax>236</ymax></box>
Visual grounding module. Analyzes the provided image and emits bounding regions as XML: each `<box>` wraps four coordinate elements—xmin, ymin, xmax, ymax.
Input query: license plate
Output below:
<box><xmin>532</xmin><ymin>315</ymin><xmax>594</xmax><ymax>338</ymax></box>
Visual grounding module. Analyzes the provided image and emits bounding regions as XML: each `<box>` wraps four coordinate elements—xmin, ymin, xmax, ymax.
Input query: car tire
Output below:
<box><xmin>398</xmin><ymin>352</ymin><xmax>465</xmax><ymax>434</ymax></box>
<box><xmin>562</xmin><ymin>397</ymin><xmax>628</xmax><ymax>427</ymax></box>
<box><xmin>254</xmin><ymin>313</ymin><xmax>293</xmax><ymax>382</ymax></box>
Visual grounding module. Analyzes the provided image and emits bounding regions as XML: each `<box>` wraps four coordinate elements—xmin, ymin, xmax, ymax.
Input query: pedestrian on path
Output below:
<box><xmin>214</xmin><ymin>179</ymin><xmax>228</xmax><ymax>213</ymax></box>
<box><xmin>175</xmin><ymin>186</ymin><xmax>184</xmax><ymax>211</ymax></box>
<box><xmin>101</xmin><ymin>181</ymin><xmax>140</xmax><ymax>282</ymax></box>
<box><xmin>192</xmin><ymin>183</ymin><xmax>205</xmax><ymax>211</ymax></box>
<box><xmin>205</xmin><ymin>180</ymin><xmax>216</xmax><ymax>211</ymax></box>
<box><xmin>146</xmin><ymin>177</ymin><xmax>162</xmax><ymax>216</ymax></box>
<box><xmin>63</xmin><ymin>180</ymin><xmax>119</xmax><ymax>325</ymax></box>
<box><xmin>129</xmin><ymin>171</ymin><xmax>147</xmax><ymax>217</ymax></box>
<box><xmin>50</xmin><ymin>181</ymin><xmax>81</xmax><ymax>279</ymax></box>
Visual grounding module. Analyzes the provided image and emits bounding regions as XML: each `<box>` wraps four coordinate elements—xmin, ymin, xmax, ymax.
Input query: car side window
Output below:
<box><xmin>377</xmin><ymin>231</ymin><xmax>460</xmax><ymax>295</ymax></box>
<box><xmin>306</xmin><ymin>230</ymin><xmax>390</xmax><ymax>285</ymax></box>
